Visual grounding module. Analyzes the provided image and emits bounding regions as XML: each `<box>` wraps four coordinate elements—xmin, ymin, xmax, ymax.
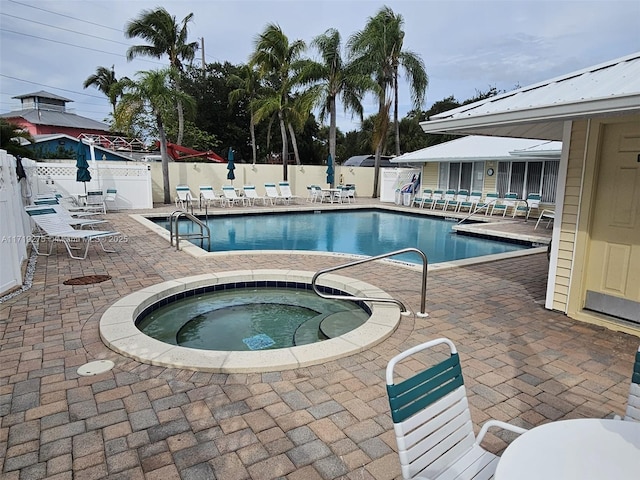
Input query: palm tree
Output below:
<box><xmin>117</xmin><ymin>68</ymin><xmax>195</xmax><ymax>204</ymax></box>
<box><xmin>250</xmin><ymin>23</ymin><xmax>310</xmax><ymax>180</ymax></box>
<box><xmin>227</xmin><ymin>65</ymin><xmax>262</xmax><ymax>164</ymax></box>
<box><xmin>310</xmin><ymin>28</ymin><xmax>375</xmax><ymax>174</ymax></box>
<box><xmin>83</xmin><ymin>65</ymin><xmax>125</xmax><ymax>117</ymax></box>
<box><xmin>124</xmin><ymin>7</ymin><xmax>198</xmax><ymax>146</ymax></box>
<box><xmin>348</xmin><ymin>6</ymin><xmax>428</xmax><ymax>197</ymax></box>
<box><xmin>0</xmin><ymin>119</ymin><xmax>33</xmax><ymax>157</ymax></box>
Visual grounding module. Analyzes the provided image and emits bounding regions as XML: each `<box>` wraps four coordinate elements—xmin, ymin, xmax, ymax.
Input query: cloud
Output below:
<box><xmin>1</xmin><ymin>0</ymin><xmax>638</xmax><ymax>133</ymax></box>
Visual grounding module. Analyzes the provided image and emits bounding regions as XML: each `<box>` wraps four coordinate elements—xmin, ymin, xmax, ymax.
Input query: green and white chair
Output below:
<box><xmin>175</xmin><ymin>185</ymin><xmax>194</xmax><ymax>209</ymax></box>
<box><xmin>386</xmin><ymin>338</ymin><xmax>527</xmax><ymax>479</ymax></box>
<box><xmin>412</xmin><ymin>189</ymin><xmax>432</xmax><ymax>208</ymax></box>
<box><xmin>624</xmin><ymin>345</ymin><xmax>640</xmax><ymax>422</ymax></box>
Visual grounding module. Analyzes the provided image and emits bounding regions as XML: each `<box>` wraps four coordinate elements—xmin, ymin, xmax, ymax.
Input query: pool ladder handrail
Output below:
<box><xmin>311</xmin><ymin>247</ymin><xmax>429</xmax><ymax>318</ymax></box>
<box><xmin>169</xmin><ymin>210</ymin><xmax>211</xmax><ymax>250</ymax></box>
<box><xmin>457</xmin><ymin>197</ymin><xmax>498</xmax><ymax>225</ymax></box>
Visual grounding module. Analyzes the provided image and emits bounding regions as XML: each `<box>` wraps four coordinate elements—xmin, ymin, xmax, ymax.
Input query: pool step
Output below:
<box><xmin>319</xmin><ymin>312</ymin><xmax>367</xmax><ymax>339</ymax></box>
<box><xmin>293</xmin><ymin>314</ymin><xmax>329</xmax><ymax>346</ymax></box>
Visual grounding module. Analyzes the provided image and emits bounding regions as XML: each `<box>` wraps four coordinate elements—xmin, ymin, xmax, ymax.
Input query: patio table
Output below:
<box><xmin>494</xmin><ymin>418</ymin><xmax>640</xmax><ymax>479</ymax></box>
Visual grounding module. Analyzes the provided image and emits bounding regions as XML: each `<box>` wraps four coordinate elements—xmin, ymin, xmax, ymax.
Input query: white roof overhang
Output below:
<box><xmin>420</xmin><ymin>95</ymin><xmax>640</xmax><ymax>141</ymax></box>
<box><xmin>419</xmin><ymin>52</ymin><xmax>640</xmax><ymax>141</ymax></box>
<box><xmin>392</xmin><ymin>136</ymin><xmax>561</xmax><ymax>163</ymax></box>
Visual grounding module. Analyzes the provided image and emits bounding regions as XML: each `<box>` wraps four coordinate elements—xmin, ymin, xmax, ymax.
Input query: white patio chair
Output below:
<box><xmin>222</xmin><ymin>185</ymin><xmax>246</xmax><ymax>206</ymax></box>
<box><xmin>277</xmin><ymin>182</ymin><xmax>301</xmax><ymax>204</ymax></box>
<box><xmin>24</xmin><ymin>205</ymin><xmax>121</xmax><ymax>260</ymax></box>
<box><xmin>513</xmin><ymin>193</ymin><xmax>541</xmax><ymax>219</ymax></box>
<box><xmin>104</xmin><ymin>188</ymin><xmax>118</xmax><ymax>211</ymax></box>
<box><xmin>621</xmin><ymin>345</ymin><xmax>640</xmax><ymax>422</ymax></box>
<box><xmin>264</xmin><ymin>183</ymin><xmax>287</xmax><ymax>204</ymax></box>
<box><xmin>242</xmin><ymin>185</ymin><xmax>267</xmax><ymax>206</ymax></box>
<box><xmin>386</xmin><ymin>338</ymin><xmax>527</xmax><ymax>479</ymax></box>
<box><xmin>535</xmin><ymin>209</ymin><xmax>555</xmax><ymax>229</ymax></box>
<box><xmin>175</xmin><ymin>185</ymin><xmax>194</xmax><ymax>209</ymax></box>
<box><xmin>199</xmin><ymin>186</ymin><xmax>226</xmax><ymax>208</ymax></box>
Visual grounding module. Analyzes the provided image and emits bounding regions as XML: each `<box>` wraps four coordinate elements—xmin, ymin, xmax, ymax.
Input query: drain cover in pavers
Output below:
<box><xmin>63</xmin><ymin>274</ymin><xmax>112</xmax><ymax>285</ymax></box>
<box><xmin>77</xmin><ymin>360</ymin><xmax>115</xmax><ymax>376</ymax></box>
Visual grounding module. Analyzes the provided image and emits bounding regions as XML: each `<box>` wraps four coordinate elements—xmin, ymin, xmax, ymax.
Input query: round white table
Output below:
<box><xmin>495</xmin><ymin>418</ymin><xmax>640</xmax><ymax>479</ymax></box>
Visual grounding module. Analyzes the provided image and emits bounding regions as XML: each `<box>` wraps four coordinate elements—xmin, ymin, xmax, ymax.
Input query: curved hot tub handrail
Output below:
<box><xmin>311</xmin><ymin>247</ymin><xmax>428</xmax><ymax>317</ymax></box>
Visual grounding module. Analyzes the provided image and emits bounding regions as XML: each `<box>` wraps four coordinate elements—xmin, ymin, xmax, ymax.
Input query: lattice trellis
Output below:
<box><xmin>37</xmin><ymin>165</ymin><xmax>76</xmax><ymax>177</ymax></box>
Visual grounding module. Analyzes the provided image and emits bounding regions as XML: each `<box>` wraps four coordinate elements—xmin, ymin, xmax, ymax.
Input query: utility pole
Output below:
<box><xmin>201</xmin><ymin>37</ymin><xmax>206</xmax><ymax>72</ymax></box>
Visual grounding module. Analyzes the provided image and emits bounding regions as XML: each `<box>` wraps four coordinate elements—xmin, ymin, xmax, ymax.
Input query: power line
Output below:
<box><xmin>0</xmin><ymin>28</ymin><xmax>162</xmax><ymax>66</ymax></box>
<box><xmin>0</xmin><ymin>73</ymin><xmax>107</xmax><ymax>100</ymax></box>
<box><xmin>7</xmin><ymin>0</ymin><xmax>123</xmax><ymax>33</ymax></box>
<box><xmin>1</xmin><ymin>12</ymin><xmax>132</xmax><ymax>47</ymax></box>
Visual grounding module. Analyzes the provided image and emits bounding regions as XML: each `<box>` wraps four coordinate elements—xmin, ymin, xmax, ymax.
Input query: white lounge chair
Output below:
<box><xmin>199</xmin><ymin>186</ymin><xmax>225</xmax><ymax>208</ymax></box>
<box><xmin>386</xmin><ymin>338</ymin><xmax>527</xmax><ymax>479</ymax></box>
<box><xmin>175</xmin><ymin>185</ymin><xmax>194</xmax><ymax>209</ymax></box>
<box><xmin>535</xmin><ymin>209</ymin><xmax>555</xmax><ymax>229</ymax></box>
<box><xmin>25</xmin><ymin>206</ymin><xmax>121</xmax><ymax>260</ymax></box>
<box><xmin>277</xmin><ymin>182</ymin><xmax>301</xmax><ymax>204</ymax></box>
<box><xmin>264</xmin><ymin>183</ymin><xmax>287</xmax><ymax>204</ymax></box>
<box><xmin>41</xmin><ymin>204</ymin><xmax>108</xmax><ymax>229</ymax></box>
<box><xmin>243</xmin><ymin>185</ymin><xmax>267</xmax><ymax>206</ymax></box>
<box><xmin>222</xmin><ymin>185</ymin><xmax>246</xmax><ymax>206</ymax></box>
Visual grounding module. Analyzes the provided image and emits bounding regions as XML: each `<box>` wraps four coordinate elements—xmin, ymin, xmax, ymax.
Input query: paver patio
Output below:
<box><xmin>1</xmin><ymin>202</ymin><xmax>638</xmax><ymax>479</ymax></box>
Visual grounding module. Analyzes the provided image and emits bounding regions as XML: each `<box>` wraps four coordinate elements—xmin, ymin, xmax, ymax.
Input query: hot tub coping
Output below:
<box><xmin>99</xmin><ymin>270</ymin><xmax>401</xmax><ymax>373</ymax></box>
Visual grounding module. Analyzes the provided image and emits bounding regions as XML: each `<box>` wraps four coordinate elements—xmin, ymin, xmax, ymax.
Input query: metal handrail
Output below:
<box><xmin>169</xmin><ymin>210</ymin><xmax>210</xmax><ymax>250</ymax></box>
<box><xmin>311</xmin><ymin>248</ymin><xmax>429</xmax><ymax>317</ymax></box>
<box><xmin>458</xmin><ymin>197</ymin><xmax>534</xmax><ymax>225</ymax></box>
<box><xmin>457</xmin><ymin>198</ymin><xmax>498</xmax><ymax>225</ymax></box>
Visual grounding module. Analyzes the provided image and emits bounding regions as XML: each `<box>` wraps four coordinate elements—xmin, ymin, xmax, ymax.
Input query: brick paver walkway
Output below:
<box><xmin>1</xmin><ymin>204</ymin><xmax>637</xmax><ymax>479</ymax></box>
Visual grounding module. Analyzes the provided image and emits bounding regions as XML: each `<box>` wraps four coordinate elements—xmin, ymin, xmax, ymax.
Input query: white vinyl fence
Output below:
<box><xmin>35</xmin><ymin>161</ymin><xmax>152</xmax><ymax>209</ymax></box>
<box><xmin>0</xmin><ymin>150</ymin><xmax>34</xmax><ymax>297</ymax></box>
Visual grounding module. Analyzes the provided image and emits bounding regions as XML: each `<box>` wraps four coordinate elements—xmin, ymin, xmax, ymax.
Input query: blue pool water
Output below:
<box><xmin>158</xmin><ymin>209</ymin><xmax>528</xmax><ymax>264</ymax></box>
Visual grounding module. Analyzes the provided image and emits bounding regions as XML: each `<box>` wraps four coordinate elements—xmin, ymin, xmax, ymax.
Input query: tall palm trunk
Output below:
<box><xmin>329</xmin><ymin>95</ymin><xmax>337</xmax><ymax>162</ymax></box>
<box><xmin>278</xmin><ymin>111</ymin><xmax>289</xmax><ymax>181</ymax></box>
<box><xmin>157</xmin><ymin>114</ymin><xmax>171</xmax><ymax>204</ymax></box>
<box><xmin>394</xmin><ymin>64</ymin><xmax>400</xmax><ymax>156</ymax></box>
<box><xmin>287</xmin><ymin>123</ymin><xmax>301</xmax><ymax>165</ymax></box>
<box><xmin>372</xmin><ymin>92</ymin><xmax>391</xmax><ymax>199</ymax></box>
<box><xmin>176</xmin><ymin>99</ymin><xmax>185</xmax><ymax>146</ymax></box>
<box><xmin>250</xmin><ymin>116</ymin><xmax>257</xmax><ymax>164</ymax></box>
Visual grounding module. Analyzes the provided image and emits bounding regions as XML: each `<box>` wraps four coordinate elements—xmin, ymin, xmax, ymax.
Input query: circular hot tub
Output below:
<box><xmin>99</xmin><ymin>270</ymin><xmax>401</xmax><ymax>373</ymax></box>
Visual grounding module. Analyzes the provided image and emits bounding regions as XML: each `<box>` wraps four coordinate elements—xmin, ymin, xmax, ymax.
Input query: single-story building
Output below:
<box><xmin>391</xmin><ymin>135</ymin><xmax>562</xmax><ymax>204</ymax></box>
<box><xmin>419</xmin><ymin>51</ymin><xmax>640</xmax><ymax>334</ymax></box>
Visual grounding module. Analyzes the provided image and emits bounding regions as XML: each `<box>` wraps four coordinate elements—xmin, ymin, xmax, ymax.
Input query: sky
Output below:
<box><xmin>1</xmin><ymin>0</ymin><xmax>639</xmax><ymax>133</ymax></box>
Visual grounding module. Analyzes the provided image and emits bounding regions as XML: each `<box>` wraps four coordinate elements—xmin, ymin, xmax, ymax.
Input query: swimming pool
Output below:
<box><xmin>157</xmin><ymin>209</ymin><xmax>529</xmax><ymax>264</ymax></box>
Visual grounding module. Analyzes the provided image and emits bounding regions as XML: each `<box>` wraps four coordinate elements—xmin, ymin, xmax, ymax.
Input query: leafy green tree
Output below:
<box><xmin>0</xmin><ymin>119</ymin><xmax>33</xmax><ymax>157</ymax></box>
<box><xmin>83</xmin><ymin>65</ymin><xmax>127</xmax><ymax>117</ymax></box>
<box><xmin>125</xmin><ymin>7</ymin><xmax>198</xmax><ymax>146</ymax></box>
<box><xmin>348</xmin><ymin>6</ymin><xmax>427</xmax><ymax>197</ymax></box>
<box><xmin>182</xmin><ymin>62</ymin><xmax>251</xmax><ymax>161</ymax></box>
<box><xmin>309</xmin><ymin>28</ymin><xmax>375</xmax><ymax>182</ymax></box>
<box><xmin>117</xmin><ymin>68</ymin><xmax>195</xmax><ymax>203</ymax></box>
